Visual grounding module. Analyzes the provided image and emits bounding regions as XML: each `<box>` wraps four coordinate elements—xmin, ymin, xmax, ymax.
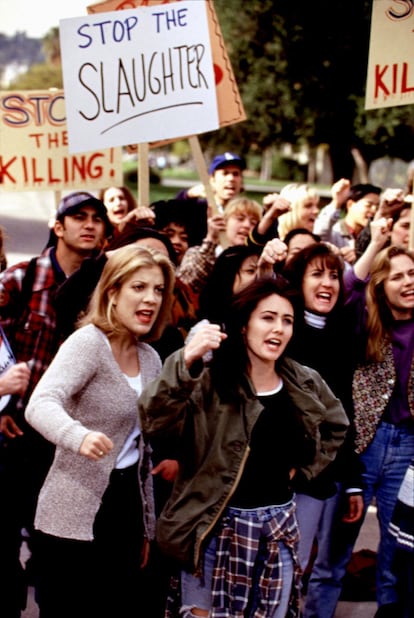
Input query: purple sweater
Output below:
<box><xmin>344</xmin><ymin>267</ymin><xmax>414</xmax><ymax>425</ymax></box>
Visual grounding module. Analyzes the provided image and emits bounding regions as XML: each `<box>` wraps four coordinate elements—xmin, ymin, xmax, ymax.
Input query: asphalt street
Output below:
<box><xmin>0</xmin><ymin>190</ymin><xmax>55</xmax><ymax>266</ymax></box>
<box><xmin>0</xmin><ymin>189</ymin><xmax>380</xmax><ymax>618</ymax></box>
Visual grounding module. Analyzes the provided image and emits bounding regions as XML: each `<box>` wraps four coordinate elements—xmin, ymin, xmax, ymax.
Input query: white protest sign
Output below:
<box><xmin>87</xmin><ymin>0</ymin><xmax>246</xmax><ymax>129</ymax></box>
<box><xmin>365</xmin><ymin>0</ymin><xmax>414</xmax><ymax>110</ymax></box>
<box><xmin>60</xmin><ymin>0</ymin><xmax>219</xmax><ymax>153</ymax></box>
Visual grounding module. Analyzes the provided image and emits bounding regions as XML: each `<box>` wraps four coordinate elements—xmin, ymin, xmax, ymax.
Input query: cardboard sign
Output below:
<box><xmin>0</xmin><ymin>89</ymin><xmax>123</xmax><ymax>192</ymax></box>
<box><xmin>87</xmin><ymin>0</ymin><xmax>246</xmax><ymax>129</ymax></box>
<box><xmin>365</xmin><ymin>0</ymin><xmax>414</xmax><ymax>109</ymax></box>
<box><xmin>60</xmin><ymin>0</ymin><xmax>219</xmax><ymax>153</ymax></box>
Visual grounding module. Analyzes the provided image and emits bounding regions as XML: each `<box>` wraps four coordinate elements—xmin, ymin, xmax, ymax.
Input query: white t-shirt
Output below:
<box><xmin>115</xmin><ymin>372</ymin><xmax>142</xmax><ymax>469</ymax></box>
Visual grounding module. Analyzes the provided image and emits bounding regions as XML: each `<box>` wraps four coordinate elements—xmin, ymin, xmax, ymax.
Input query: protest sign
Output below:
<box><xmin>365</xmin><ymin>0</ymin><xmax>414</xmax><ymax>110</ymax></box>
<box><xmin>87</xmin><ymin>0</ymin><xmax>246</xmax><ymax>129</ymax></box>
<box><xmin>365</xmin><ymin>2</ymin><xmax>414</xmax><ymax>248</ymax></box>
<box><xmin>87</xmin><ymin>0</ymin><xmax>243</xmax><ymax>214</ymax></box>
<box><xmin>0</xmin><ymin>89</ymin><xmax>122</xmax><ymax>192</ymax></box>
<box><xmin>60</xmin><ymin>0</ymin><xmax>219</xmax><ymax>153</ymax></box>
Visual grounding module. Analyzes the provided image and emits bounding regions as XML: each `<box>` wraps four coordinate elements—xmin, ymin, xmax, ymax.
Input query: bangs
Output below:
<box><xmin>309</xmin><ymin>254</ymin><xmax>342</xmax><ymax>274</ymax></box>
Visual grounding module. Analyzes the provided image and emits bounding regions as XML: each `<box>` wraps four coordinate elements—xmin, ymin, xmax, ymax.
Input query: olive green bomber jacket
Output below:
<box><xmin>139</xmin><ymin>349</ymin><xmax>349</xmax><ymax>572</ymax></box>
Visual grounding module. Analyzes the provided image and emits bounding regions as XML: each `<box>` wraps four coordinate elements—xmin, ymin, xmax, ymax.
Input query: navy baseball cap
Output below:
<box><xmin>208</xmin><ymin>152</ymin><xmax>246</xmax><ymax>175</ymax></box>
<box><xmin>55</xmin><ymin>191</ymin><xmax>112</xmax><ymax>239</ymax></box>
<box><xmin>56</xmin><ymin>191</ymin><xmax>109</xmax><ymax>221</ymax></box>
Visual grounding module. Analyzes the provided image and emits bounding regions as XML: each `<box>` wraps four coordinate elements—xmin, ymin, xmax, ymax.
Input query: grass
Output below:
<box><xmin>124</xmin><ymin>167</ymin><xmax>289</xmax><ymax>204</ymax></box>
<box><xmin>126</xmin><ymin>179</ymin><xmax>271</xmax><ymax>205</ymax></box>
<box><xmin>122</xmin><ymin>159</ymin><xmax>332</xmax><ymax>205</ymax></box>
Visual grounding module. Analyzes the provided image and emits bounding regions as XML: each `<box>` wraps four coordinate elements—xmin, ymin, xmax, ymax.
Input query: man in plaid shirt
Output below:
<box><xmin>0</xmin><ymin>191</ymin><xmax>110</xmax><ymax>618</ymax></box>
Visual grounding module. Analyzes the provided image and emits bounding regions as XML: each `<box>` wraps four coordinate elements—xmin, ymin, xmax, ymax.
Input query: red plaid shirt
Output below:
<box><xmin>0</xmin><ymin>248</ymin><xmax>66</xmax><ymax>417</ymax></box>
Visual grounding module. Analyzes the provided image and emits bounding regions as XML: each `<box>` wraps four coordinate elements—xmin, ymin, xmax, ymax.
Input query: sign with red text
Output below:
<box><xmin>365</xmin><ymin>0</ymin><xmax>414</xmax><ymax>109</ymax></box>
<box><xmin>60</xmin><ymin>0</ymin><xmax>219</xmax><ymax>153</ymax></box>
<box><xmin>87</xmin><ymin>0</ymin><xmax>246</xmax><ymax>129</ymax></box>
<box><xmin>0</xmin><ymin>90</ymin><xmax>122</xmax><ymax>192</ymax></box>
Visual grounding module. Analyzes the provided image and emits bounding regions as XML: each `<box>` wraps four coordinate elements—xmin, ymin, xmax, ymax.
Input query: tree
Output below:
<box><xmin>0</xmin><ymin>32</ymin><xmax>43</xmax><ymax>86</ymax></box>
<box><xmin>8</xmin><ymin>63</ymin><xmax>63</xmax><ymax>89</ymax></box>
<box><xmin>42</xmin><ymin>28</ymin><xmax>61</xmax><ymax>67</ymax></box>
<box><xmin>205</xmin><ymin>0</ymin><xmax>414</xmax><ymax>181</ymax></box>
<box><xmin>7</xmin><ymin>27</ymin><xmax>62</xmax><ymax>89</ymax></box>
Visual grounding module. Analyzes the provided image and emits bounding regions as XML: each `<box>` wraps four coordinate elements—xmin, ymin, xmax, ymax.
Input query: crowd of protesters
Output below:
<box><xmin>0</xmin><ymin>153</ymin><xmax>413</xmax><ymax>618</ymax></box>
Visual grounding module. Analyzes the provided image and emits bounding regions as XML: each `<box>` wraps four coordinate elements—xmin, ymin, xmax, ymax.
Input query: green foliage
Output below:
<box><xmin>42</xmin><ymin>28</ymin><xmax>61</xmax><ymax>66</ymax></box>
<box><xmin>206</xmin><ymin>0</ymin><xmax>414</xmax><ymax>178</ymax></box>
<box><xmin>8</xmin><ymin>63</ymin><xmax>63</xmax><ymax>89</ymax></box>
<box><xmin>145</xmin><ymin>181</ymin><xmax>270</xmax><ymax>206</ymax></box>
<box><xmin>352</xmin><ymin>97</ymin><xmax>414</xmax><ymax>162</ymax></box>
<box><xmin>1</xmin><ymin>28</ymin><xmax>62</xmax><ymax>90</ymax></box>
<box><xmin>2</xmin><ymin>7</ymin><xmax>413</xmax><ymax>181</ymax></box>
<box><xmin>0</xmin><ymin>32</ymin><xmax>44</xmax><ymax>86</ymax></box>
<box><xmin>170</xmin><ymin>140</ymin><xmax>192</xmax><ymax>163</ymax></box>
<box><xmin>271</xmin><ymin>155</ymin><xmax>305</xmax><ymax>182</ymax></box>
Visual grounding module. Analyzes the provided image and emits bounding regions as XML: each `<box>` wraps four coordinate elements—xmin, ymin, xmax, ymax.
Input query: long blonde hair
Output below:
<box><xmin>79</xmin><ymin>245</ymin><xmax>175</xmax><ymax>341</ymax></box>
<box><xmin>365</xmin><ymin>245</ymin><xmax>414</xmax><ymax>362</ymax></box>
<box><xmin>277</xmin><ymin>183</ymin><xmax>319</xmax><ymax>240</ymax></box>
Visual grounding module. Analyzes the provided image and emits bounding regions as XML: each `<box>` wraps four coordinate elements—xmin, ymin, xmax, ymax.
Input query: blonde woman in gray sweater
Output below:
<box><xmin>25</xmin><ymin>245</ymin><xmax>175</xmax><ymax>618</ymax></box>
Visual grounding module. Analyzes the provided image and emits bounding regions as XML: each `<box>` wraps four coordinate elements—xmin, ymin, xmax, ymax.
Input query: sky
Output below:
<box><xmin>1</xmin><ymin>0</ymin><xmax>96</xmax><ymax>38</ymax></box>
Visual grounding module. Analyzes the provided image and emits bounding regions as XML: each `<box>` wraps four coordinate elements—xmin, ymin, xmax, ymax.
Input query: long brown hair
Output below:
<box><xmin>98</xmin><ymin>186</ymin><xmax>137</xmax><ymax>214</ymax></box>
<box><xmin>365</xmin><ymin>245</ymin><xmax>414</xmax><ymax>362</ymax></box>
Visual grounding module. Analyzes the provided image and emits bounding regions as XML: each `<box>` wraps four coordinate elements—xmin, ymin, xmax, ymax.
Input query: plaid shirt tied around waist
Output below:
<box><xmin>211</xmin><ymin>500</ymin><xmax>301</xmax><ymax>618</ymax></box>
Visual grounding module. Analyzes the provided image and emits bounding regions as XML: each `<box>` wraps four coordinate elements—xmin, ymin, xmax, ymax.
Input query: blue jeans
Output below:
<box><xmin>181</xmin><ymin>506</ymin><xmax>295</xmax><ymax>618</ymax></box>
<box><xmin>299</xmin><ymin>489</ymin><xmax>345</xmax><ymax>618</ymax></box>
<box><xmin>361</xmin><ymin>422</ymin><xmax>414</xmax><ymax>606</ymax></box>
<box><xmin>295</xmin><ymin>492</ymin><xmax>329</xmax><ymax>572</ymax></box>
<box><xmin>301</xmin><ymin>421</ymin><xmax>414</xmax><ymax>617</ymax></box>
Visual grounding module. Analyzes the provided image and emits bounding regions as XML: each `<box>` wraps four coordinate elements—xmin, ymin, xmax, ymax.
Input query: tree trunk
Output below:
<box><xmin>351</xmin><ymin>148</ymin><xmax>369</xmax><ymax>183</ymax></box>
<box><xmin>260</xmin><ymin>147</ymin><xmax>273</xmax><ymax>181</ymax></box>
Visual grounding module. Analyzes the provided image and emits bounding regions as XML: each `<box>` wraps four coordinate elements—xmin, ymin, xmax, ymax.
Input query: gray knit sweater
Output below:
<box><xmin>25</xmin><ymin>324</ymin><xmax>161</xmax><ymax>541</ymax></box>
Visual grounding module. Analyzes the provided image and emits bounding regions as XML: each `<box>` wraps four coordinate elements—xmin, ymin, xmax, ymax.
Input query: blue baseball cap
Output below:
<box><xmin>55</xmin><ymin>191</ymin><xmax>112</xmax><ymax>238</ymax></box>
<box><xmin>208</xmin><ymin>152</ymin><xmax>246</xmax><ymax>175</ymax></box>
<box><xmin>56</xmin><ymin>191</ymin><xmax>108</xmax><ymax>221</ymax></box>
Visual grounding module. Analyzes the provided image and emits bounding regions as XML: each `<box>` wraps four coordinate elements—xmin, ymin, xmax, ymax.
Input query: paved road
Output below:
<box><xmin>0</xmin><ymin>190</ymin><xmax>55</xmax><ymax>266</ymax></box>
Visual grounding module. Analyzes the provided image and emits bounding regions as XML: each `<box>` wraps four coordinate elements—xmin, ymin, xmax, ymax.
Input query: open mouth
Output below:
<box><xmin>136</xmin><ymin>309</ymin><xmax>153</xmax><ymax>324</ymax></box>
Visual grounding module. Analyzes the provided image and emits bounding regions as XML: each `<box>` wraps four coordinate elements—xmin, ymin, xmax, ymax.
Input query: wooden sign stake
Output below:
<box><xmin>138</xmin><ymin>143</ymin><xmax>150</xmax><ymax>207</ymax></box>
<box><xmin>188</xmin><ymin>135</ymin><xmax>229</xmax><ymax>248</ymax></box>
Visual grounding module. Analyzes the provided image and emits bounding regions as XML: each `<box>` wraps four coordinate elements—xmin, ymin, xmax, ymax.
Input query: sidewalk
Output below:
<box><xmin>333</xmin><ymin>503</ymin><xmax>378</xmax><ymax>618</ymax></box>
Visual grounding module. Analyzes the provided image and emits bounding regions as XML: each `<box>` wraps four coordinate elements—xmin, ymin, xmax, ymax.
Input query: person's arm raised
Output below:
<box><xmin>183</xmin><ymin>322</ymin><xmax>226</xmax><ymax>369</ymax></box>
<box><xmin>353</xmin><ymin>217</ymin><xmax>391</xmax><ymax>281</ymax></box>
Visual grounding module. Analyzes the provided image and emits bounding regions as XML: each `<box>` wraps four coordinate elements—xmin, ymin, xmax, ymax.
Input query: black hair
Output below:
<box><xmin>211</xmin><ymin>276</ymin><xmax>299</xmax><ymax>399</ymax></box>
<box><xmin>348</xmin><ymin>183</ymin><xmax>382</xmax><ymax>202</ymax></box>
<box><xmin>283</xmin><ymin>227</ymin><xmax>321</xmax><ymax>246</ymax></box>
<box><xmin>105</xmin><ymin>224</ymin><xmax>178</xmax><ymax>266</ymax></box>
<box><xmin>151</xmin><ymin>199</ymin><xmax>207</xmax><ymax>246</ymax></box>
<box><xmin>198</xmin><ymin>244</ymin><xmax>262</xmax><ymax>323</ymax></box>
